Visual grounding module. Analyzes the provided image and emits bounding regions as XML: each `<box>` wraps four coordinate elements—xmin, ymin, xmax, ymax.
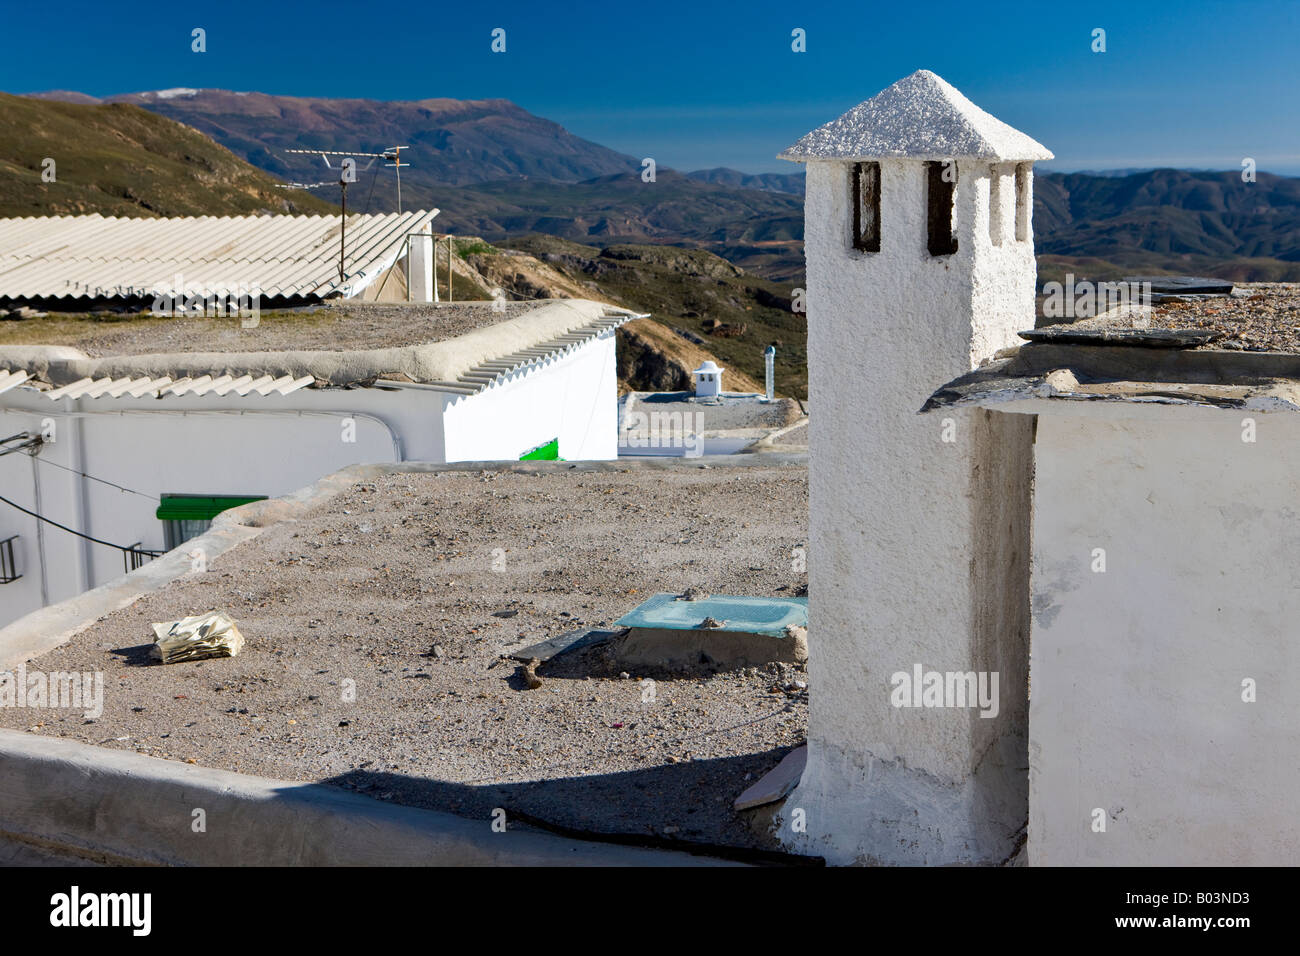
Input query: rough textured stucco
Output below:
<box><xmin>1029</xmin><ymin>408</ymin><xmax>1300</xmax><ymax>865</ymax></box>
<box><xmin>780</xmin><ymin>156</ymin><xmax>1035</xmax><ymax>865</ymax></box>
<box><xmin>779</xmin><ymin>70</ymin><xmax>1053</xmax><ymax>163</ymax></box>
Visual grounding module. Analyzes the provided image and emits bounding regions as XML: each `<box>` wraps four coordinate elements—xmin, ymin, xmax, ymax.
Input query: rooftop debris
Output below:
<box><xmin>518</xmin><ymin>658</ymin><xmax>544</xmax><ymax>690</ymax></box>
<box><xmin>734</xmin><ymin>744</ymin><xmax>808</xmax><ymax>811</ymax></box>
<box><xmin>613</xmin><ymin>593</ymin><xmax>810</xmax><ymax>670</ymax></box>
<box><xmin>150</xmin><ymin>612</ymin><xmax>244</xmax><ymax>665</ymax></box>
<box><xmin>507</xmin><ymin>628</ymin><xmax>621</xmax><ymax>664</ymax></box>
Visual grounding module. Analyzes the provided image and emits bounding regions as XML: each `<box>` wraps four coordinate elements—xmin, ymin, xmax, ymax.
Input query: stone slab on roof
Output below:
<box><xmin>1038</xmin><ymin>284</ymin><xmax>1300</xmax><ymax>353</ymax></box>
<box><xmin>923</xmin><ymin>339</ymin><xmax>1300</xmax><ymax>414</ymax></box>
<box><xmin>779</xmin><ymin>69</ymin><xmax>1053</xmax><ymax>163</ymax></box>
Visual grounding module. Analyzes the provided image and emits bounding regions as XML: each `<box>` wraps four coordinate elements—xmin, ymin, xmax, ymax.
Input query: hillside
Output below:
<box><xmin>446</xmin><ymin>235</ymin><xmax>782</xmax><ymax>394</ymax></box>
<box><xmin>499</xmin><ymin>235</ymin><xmax>807</xmax><ymax>398</ymax></box>
<box><xmin>0</xmin><ymin>93</ymin><xmax>337</xmax><ymax>218</ymax></box>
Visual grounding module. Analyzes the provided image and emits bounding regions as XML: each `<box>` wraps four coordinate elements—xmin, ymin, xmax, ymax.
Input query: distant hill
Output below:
<box><xmin>421</xmin><ymin>169</ymin><xmax>803</xmax><ymax>244</ymax></box>
<box><xmin>1033</xmin><ymin>169</ymin><xmax>1300</xmax><ymax>281</ymax></box>
<box><xmin>16</xmin><ymin>89</ymin><xmax>1300</xmax><ymax>282</ymax></box>
<box><xmin>686</xmin><ymin>168</ymin><xmax>805</xmax><ymax>194</ymax></box>
<box><xmin>0</xmin><ymin>93</ymin><xmax>337</xmax><ymax>218</ymax></box>
<box><xmin>52</xmin><ymin>88</ymin><xmax>642</xmax><ymax>197</ymax></box>
<box><xmin>23</xmin><ymin>89</ymin><xmax>805</xmax><ymax>271</ymax></box>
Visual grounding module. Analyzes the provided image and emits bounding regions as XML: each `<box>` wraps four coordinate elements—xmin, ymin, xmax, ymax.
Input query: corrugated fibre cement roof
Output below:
<box><xmin>616</xmin><ymin>593</ymin><xmax>808</xmax><ymax>637</ymax></box>
<box><xmin>0</xmin><ymin>210</ymin><xmax>438</xmax><ymax>305</ymax></box>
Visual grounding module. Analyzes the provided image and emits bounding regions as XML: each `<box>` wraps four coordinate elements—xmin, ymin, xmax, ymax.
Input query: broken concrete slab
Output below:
<box><xmin>616</xmin><ymin>592</ymin><xmax>807</xmax><ymax>637</ymax></box>
<box><xmin>508</xmin><ymin>628</ymin><xmax>621</xmax><ymax>663</ymax></box>
<box><xmin>734</xmin><ymin>745</ymin><xmax>807</xmax><ymax>811</ymax></box>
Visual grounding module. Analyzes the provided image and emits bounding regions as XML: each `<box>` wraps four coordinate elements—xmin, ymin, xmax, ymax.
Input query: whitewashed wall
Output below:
<box><xmin>441</xmin><ymin>332</ymin><xmax>619</xmax><ymax>463</ymax></box>
<box><xmin>1030</xmin><ymin>405</ymin><xmax>1300</xmax><ymax>865</ymax></box>
<box><xmin>0</xmin><ymin>389</ymin><xmax>411</xmax><ymax>628</ymax></box>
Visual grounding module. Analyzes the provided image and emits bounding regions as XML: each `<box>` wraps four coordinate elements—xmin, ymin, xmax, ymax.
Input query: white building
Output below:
<box><xmin>0</xmin><ymin>299</ymin><xmax>637</xmax><ymax>629</ymax></box>
<box><xmin>776</xmin><ymin>69</ymin><xmax>1050</xmax><ymax>864</ymax></box>
<box><xmin>925</xmin><ymin>310</ymin><xmax>1300</xmax><ymax>865</ymax></box>
<box><xmin>780</xmin><ymin>66</ymin><xmax>1298</xmax><ymax>867</ymax></box>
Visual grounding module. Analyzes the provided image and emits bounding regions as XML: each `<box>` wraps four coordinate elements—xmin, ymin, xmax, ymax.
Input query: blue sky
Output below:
<box><xmin>4</xmin><ymin>0</ymin><xmax>1298</xmax><ymax>174</ymax></box>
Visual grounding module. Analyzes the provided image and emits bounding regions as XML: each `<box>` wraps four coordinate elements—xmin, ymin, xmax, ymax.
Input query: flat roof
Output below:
<box><xmin>1037</xmin><ymin>283</ymin><xmax>1300</xmax><ymax>353</ymax></box>
<box><xmin>0</xmin><ymin>300</ymin><xmax>640</xmax><ymax>391</ymax></box>
<box><xmin>0</xmin><ymin>460</ymin><xmax>809</xmax><ymax>854</ymax></box>
<box><xmin>926</xmin><ymin>283</ymin><xmax>1300</xmax><ymax>414</ymax></box>
<box><xmin>0</xmin><ymin>301</ymin><xmax>536</xmax><ymax>358</ymax></box>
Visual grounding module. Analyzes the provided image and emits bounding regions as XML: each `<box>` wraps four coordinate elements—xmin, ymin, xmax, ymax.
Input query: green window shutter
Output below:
<box><xmin>156</xmin><ymin>494</ymin><xmax>267</xmax><ymax>522</ymax></box>
<box><xmin>519</xmin><ymin>438</ymin><xmax>561</xmax><ymax>461</ymax></box>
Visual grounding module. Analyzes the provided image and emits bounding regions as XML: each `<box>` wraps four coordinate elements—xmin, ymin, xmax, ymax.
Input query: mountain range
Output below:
<box><xmin>15</xmin><ymin>87</ymin><xmax>1300</xmax><ymax>282</ymax></box>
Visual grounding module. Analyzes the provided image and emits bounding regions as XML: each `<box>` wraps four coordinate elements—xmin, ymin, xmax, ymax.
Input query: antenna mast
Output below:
<box><xmin>279</xmin><ymin>147</ymin><xmax>413</xmax><ymax>289</ymax></box>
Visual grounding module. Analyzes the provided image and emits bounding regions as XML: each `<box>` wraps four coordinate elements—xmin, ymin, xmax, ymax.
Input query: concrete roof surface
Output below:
<box><xmin>925</xmin><ymin>341</ymin><xmax>1300</xmax><ymax>414</ymax></box>
<box><xmin>779</xmin><ymin>69</ymin><xmax>1053</xmax><ymax>163</ymax></box>
<box><xmin>0</xmin><ymin>461</ymin><xmax>811</xmax><ymax>856</ymax></box>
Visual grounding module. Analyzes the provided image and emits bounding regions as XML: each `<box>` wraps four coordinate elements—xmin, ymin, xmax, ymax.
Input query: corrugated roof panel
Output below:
<box><xmin>0</xmin><ymin>211</ymin><xmax>438</xmax><ymax>303</ymax></box>
<box><xmin>0</xmin><ymin>370</ymin><xmax>30</xmax><ymax>395</ymax></box>
<box><xmin>279</xmin><ymin>375</ymin><xmax>315</xmax><ymax>396</ymax></box>
<box><xmin>190</xmin><ymin>375</ymin><xmax>231</xmax><ymax>396</ymax></box>
<box><xmin>236</xmin><ymin>375</ymin><xmax>274</xmax><ymax>396</ymax></box>
<box><xmin>6</xmin><ymin>372</ymin><xmax>318</xmax><ymax>404</ymax></box>
<box><xmin>213</xmin><ymin>375</ymin><xmax>252</xmax><ymax>396</ymax></box>
<box><xmin>81</xmin><ymin>378</ymin><xmax>121</xmax><ymax>399</ymax></box>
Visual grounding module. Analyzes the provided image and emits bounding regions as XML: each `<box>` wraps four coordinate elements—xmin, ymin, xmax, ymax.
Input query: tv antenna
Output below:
<box><xmin>283</xmin><ymin>147</ymin><xmax>410</xmax><ymax>212</ymax></box>
<box><xmin>277</xmin><ymin>147</ymin><xmax>412</xmax><ymax>286</ymax></box>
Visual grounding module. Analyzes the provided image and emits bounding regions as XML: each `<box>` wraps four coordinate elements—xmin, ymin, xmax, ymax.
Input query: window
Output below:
<box><xmin>926</xmin><ymin>161</ymin><xmax>958</xmax><ymax>256</ymax></box>
<box><xmin>988</xmin><ymin>164</ymin><xmax>1004</xmax><ymax>246</ymax></box>
<box><xmin>157</xmin><ymin>494</ymin><xmax>267</xmax><ymax>550</ymax></box>
<box><xmin>1014</xmin><ymin>162</ymin><xmax>1031</xmax><ymax>242</ymax></box>
<box><xmin>851</xmin><ymin>161</ymin><xmax>881</xmax><ymax>252</ymax></box>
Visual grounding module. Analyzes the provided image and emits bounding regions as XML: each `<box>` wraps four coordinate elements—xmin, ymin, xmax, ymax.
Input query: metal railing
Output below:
<box><xmin>123</xmin><ymin>543</ymin><xmax>164</xmax><ymax>574</ymax></box>
<box><xmin>0</xmin><ymin>535</ymin><xmax>19</xmax><ymax>583</ymax></box>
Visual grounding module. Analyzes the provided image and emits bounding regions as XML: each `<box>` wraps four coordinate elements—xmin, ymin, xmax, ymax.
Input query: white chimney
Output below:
<box><xmin>776</xmin><ymin>69</ymin><xmax>1051</xmax><ymax>865</ymax></box>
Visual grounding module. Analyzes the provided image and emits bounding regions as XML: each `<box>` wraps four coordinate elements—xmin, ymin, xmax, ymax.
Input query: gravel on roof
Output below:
<box><xmin>1055</xmin><ymin>283</ymin><xmax>1300</xmax><ymax>354</ymax></box>
<box><xmin>0</xmin><ymin>301</ymin><xmax>539</xmax><ymax>358</ymax></box>
<box><xmin>3</xmin><ymin>463</ymin><xmax>810</xmax><ymax>856</ymax></box>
